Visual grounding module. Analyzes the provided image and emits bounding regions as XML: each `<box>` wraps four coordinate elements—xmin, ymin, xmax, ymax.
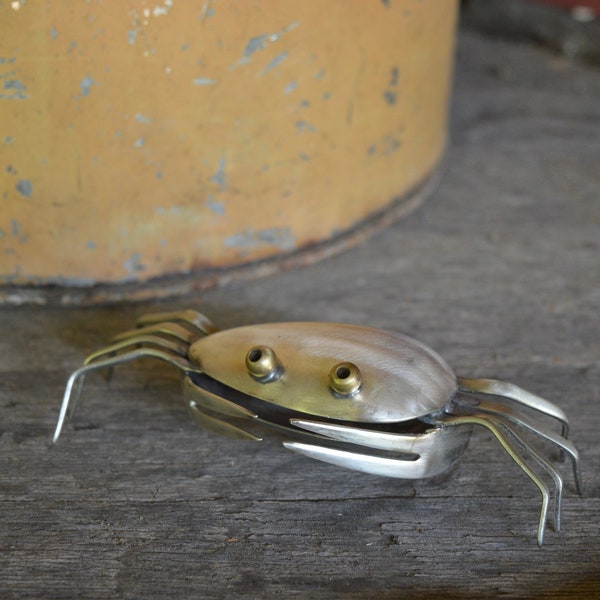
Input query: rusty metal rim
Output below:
<box><xmin>0</xmin><ymin>156</ymin><xmax>446</xmax><ymax>307</ymax></box>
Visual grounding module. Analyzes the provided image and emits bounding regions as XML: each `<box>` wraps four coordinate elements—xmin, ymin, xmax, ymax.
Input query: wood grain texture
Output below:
<box><xmin>1</xmin><ymin>28</ymin><xmax>599</xmax><ymax>599</ymax></box>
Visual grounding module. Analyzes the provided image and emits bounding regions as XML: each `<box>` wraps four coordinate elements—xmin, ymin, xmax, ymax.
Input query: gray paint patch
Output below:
<box><xmin>284</xmin><ymin>81</ymin><xmax>297</xmax><ymax>94</ymax></box>
<box><xmin>193</xmin><ymin>77</ymin><xmax>217</xmax><ymax>86</ymax></box>
<box><xmin>242</xmin><ymin>34</ymin><xmax>269</xmax><ymax>62</ymax></box>
<box><xmin>135</xmin><ymin>113</ymin><xmax>152</xmax><ymax>123</ymax></box>
<box><xmin>295</xmin><ymin>120</ymin><xmax>316</xmax><ymax>133</ymax></box>
<box><xmin>50</xmin><ymin>27</ymin><xmax>58</xmax><ymax>40</ymax></box>
<box><xmin>382</xmin><ymin>66</ymin><xmax>400</xmax><ymax>105</ymax></box>
<box><xmin>210</xmin><ymin>156</ymin><xmax>227</xmax><ymax>188</ymax></box>
<box><xmin>262</xmin><ymin>52</ymin><xmax>288</xmax><ymax>75</ymax></box>
<box><xmin>80</xmin><ymin>76</ymin><xmax>95</xmax><ymax>97</ymax></box>
<box><xmin>5</xmin><ymin>80</ymin><xmax>26</xmax><ymax>91</ymax></box>
<box><xmin>134</xmin><ymin>137</ymin><xmax>145</xmax><ymax>148</ymax></box>
<box><xmin>382</xmin><ymin>90</ymin><xmax>397</xmax><ymax>105</ymax></box>
<box><xmin>224</xmin><ymin>227</ymin><xmax>296</xmax><ymax>252</ymax></box>
<box><xmin>206</xmin><ymin>197</ymin><xmax>226</xmax><ymax>216</ymax></box>
<box><xmin>234</xmin><ymin>22</ymin><xmax>299</xmax><ymax>67</ymax></box>
<box><xmin>123</xmin><ymin>252</ymin><xmax>145</xmax><ymax>273</ymax></box>
<box><xmin>2</xmin><ymin>78</ymin><xmax>28</xmax><ymax>100</ymax></box>
<box><xmin>16</xmin><ymin>179</ymin><xmax>32</xmax><ymax>197</ymax></box>
<box><xmin>367</xmin><ymin>131</ymin><xmax>403</xmax><ymax>157</ymax></box>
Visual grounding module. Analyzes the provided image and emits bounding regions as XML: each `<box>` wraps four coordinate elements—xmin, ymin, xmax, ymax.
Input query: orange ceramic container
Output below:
<box><xmin>0</xmin><ymin>0</ymin><xmax>458</xmax><ymax>303</ymax></box>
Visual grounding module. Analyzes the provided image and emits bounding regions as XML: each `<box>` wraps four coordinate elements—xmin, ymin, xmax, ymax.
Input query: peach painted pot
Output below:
<box><xmin>0</xmin><ymin>0</ymin><xmax>458</xmax><ymax>304</ymax></box>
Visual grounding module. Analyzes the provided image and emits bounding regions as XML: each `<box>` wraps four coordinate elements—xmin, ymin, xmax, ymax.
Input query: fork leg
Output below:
<box><xmin>457</xmin><ymin>377</ymin><xmax>569</xmax><ymax>437</ymax></box>
<box><xmin>433</xmin><ymin>413</ymin><xmax>551</xmax><ymax>546</ymax></box>
<box><xmin>282</xmin><ymin>421</ymin><xmax>472</xmax><ymax>481</ymax></box>
<box><xmin>454</xmin><ymin>396</ymin><xmax>582</xmax><ymax>496</ymax></box>
<box><xmin>84</xmin><ymin>335</ymin><xmax>190</xmax><ymax>365</ymax></box>
<box><xmin>53</xmin><ymin>348</ymin><xmax>201</xmax><ymax>443</ymax></box>
<box><xmin>182</xmin><ymin>376</ymin><xmax>262</xmax><ymax>441</ymax></box>
<box><xmin>283</xmin><ymin>441</ymin><xmax>437</xmax><ymax>479</ymax></box>
<box><xmin>136</xmin><ymin>310</ymin><xmax>218</xmax><ymax>336</ymax></box>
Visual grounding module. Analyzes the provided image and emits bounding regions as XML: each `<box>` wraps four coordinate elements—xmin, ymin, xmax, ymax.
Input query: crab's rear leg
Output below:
<box><xmin>112</xmin><ymin>322</ymin><xmax>201</xmax><ymax>346</ymax></box>
<box><xmin>136</xmin><ymin>309</ymin><xmax>218</xmax><ymax>337</ymax></box>
<box><xmin>431</xmin><ymin>413</ymin><xmax>554</xmax><ymax>546</ymax></box>
<box><xmin>53</xmin><ymin>337</ymin><xmax>205</xmax><ymax>443</ymax></box>
<box><xmin>62</xmin><ymin>325</ymin><xmax>200</xmax><ymax>422</ymax></box>
<box><xmin>458</xmin><ymin>377</ymin><xmax>569</xmax><ymax>437</ymax></box>
<box><xmin>100</xmin><ymin>315</ymin><xmax>213</xmax><ymax>378</ymax></box>
<box><xmin>454</xmin><ymin>396</ymin><xmax>583</xmax><ymax>496</ymax></box>
<box><xmin>493</xmin><ymin>418</ymin><xmax>565</xmax><ymax>533</ymax></box>
<box><xmin>84</xmin><ymin>321</ymin><xmax>202</xmax><ymax>388</ymax></box>
<box><xmin>84</xmin><ymin>335</ymin><xmax>190</xmax><ymax>365</ymax></box>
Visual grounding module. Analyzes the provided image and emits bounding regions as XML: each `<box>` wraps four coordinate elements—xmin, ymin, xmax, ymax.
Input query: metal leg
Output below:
<box><xmin>136</xmin><ymin>310</ymin><xmax>218</xmax><ymax>336</ymax></box>
<box><xmin>457</xmin><ymin>377</ymin><xmax>569</xmax><ymax>437</ymax></box>
<box><xmin>434</xmin><ymin>413</ymin><xmax>552</xmax><ymax>546</ymax></box>
<box><xmin>53</xmin><ymin>347</ymin><xmax>201</xmax><ymax>444</ymax></box>
<box><xmin>454</xmin><ymin>396</ymin><xmax>583</xmax><ymax>496</ymax></box>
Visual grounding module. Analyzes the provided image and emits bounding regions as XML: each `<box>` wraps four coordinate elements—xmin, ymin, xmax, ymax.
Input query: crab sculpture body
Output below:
<box><xmin>54</xmin><ymin>310</ymin><xmax>582</xmax><ymax>545</ymax></box>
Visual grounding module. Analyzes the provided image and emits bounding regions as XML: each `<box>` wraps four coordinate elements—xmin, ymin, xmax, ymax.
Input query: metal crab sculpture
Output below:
<box><xmin>53</xmin><ymin>310</ymin><xmax>582</xmax><ymax>545</ymax></box>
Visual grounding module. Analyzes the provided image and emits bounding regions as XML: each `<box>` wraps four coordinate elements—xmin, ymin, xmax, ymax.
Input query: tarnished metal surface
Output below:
<box><xmin>188</xmin><ymin>321</ymin><xmax>458</xmax><ymax>423</ymax></box>
<box><xmin>0</xmin><ymin>0</ymin><xmax>458</xmax><ymax>300</ymax></box>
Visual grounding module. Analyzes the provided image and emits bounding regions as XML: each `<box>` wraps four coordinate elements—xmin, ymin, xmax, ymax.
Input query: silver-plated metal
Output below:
<box><xmin>135</xmin><ymin>309</ymin><xmax>218</xmax><ymax>336</ymax></box>
<box><xmin>53</xmin><ymin>310</ymin><xmax>583</xmax><ymax>546</ymax></box>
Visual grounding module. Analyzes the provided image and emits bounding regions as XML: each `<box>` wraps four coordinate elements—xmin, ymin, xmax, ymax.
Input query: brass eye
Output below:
<box><xmin>328</xmin><ymin>362</ymin><xmax>362</xmax><ymax>396</ymax></box>
<box><xmin>245</xmin><ymin>345</ymin><xmax>282</xmax><ymax>382</ymax></box>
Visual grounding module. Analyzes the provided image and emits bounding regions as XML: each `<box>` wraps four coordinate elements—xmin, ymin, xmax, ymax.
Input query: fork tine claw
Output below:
<box><xmin>113</xmin><ymin>322</ymin><xmax>199</xmax><ymax>345</ymax></box>
<box><xmin>182</xmin><ymin>377</ymin><xmax>258</xmax><ymax>420</ymax></box>
<box><xmin>84</xmin><ymin>335</ymin><xmax>190</xmax><ymax>365</ymax></box>
<box><xmin>291</xmin><ymin>418</ymin><xmax>427</xmax><ymax>453</ymax></box>
<box><xmin>283</xmin><ymin>441</ymin><xmax>431</xmax><ymax>479</ymax></box>
<box><xmin>187</xmin><ymin>401</ymin><xmax>262</xmax><ymax>441</ymax></box>
<box><xmin>454</xmin><ymin>397</ymin><xmax>583</xmax><ymax>496</ymax></box>
<box><xmin>53</xmin><ymin>348</ymin><xmax>202</xmax><ymax>444</ymax></box>
<box><xmin>136</xmin><ymin>310</ymin><xmax>217</xmax><ymax>336</ymax></box>
<box><xmin>458</xmin><ymin>377</ymin><xmax>569</xmax><ymax>437</ymax></box>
